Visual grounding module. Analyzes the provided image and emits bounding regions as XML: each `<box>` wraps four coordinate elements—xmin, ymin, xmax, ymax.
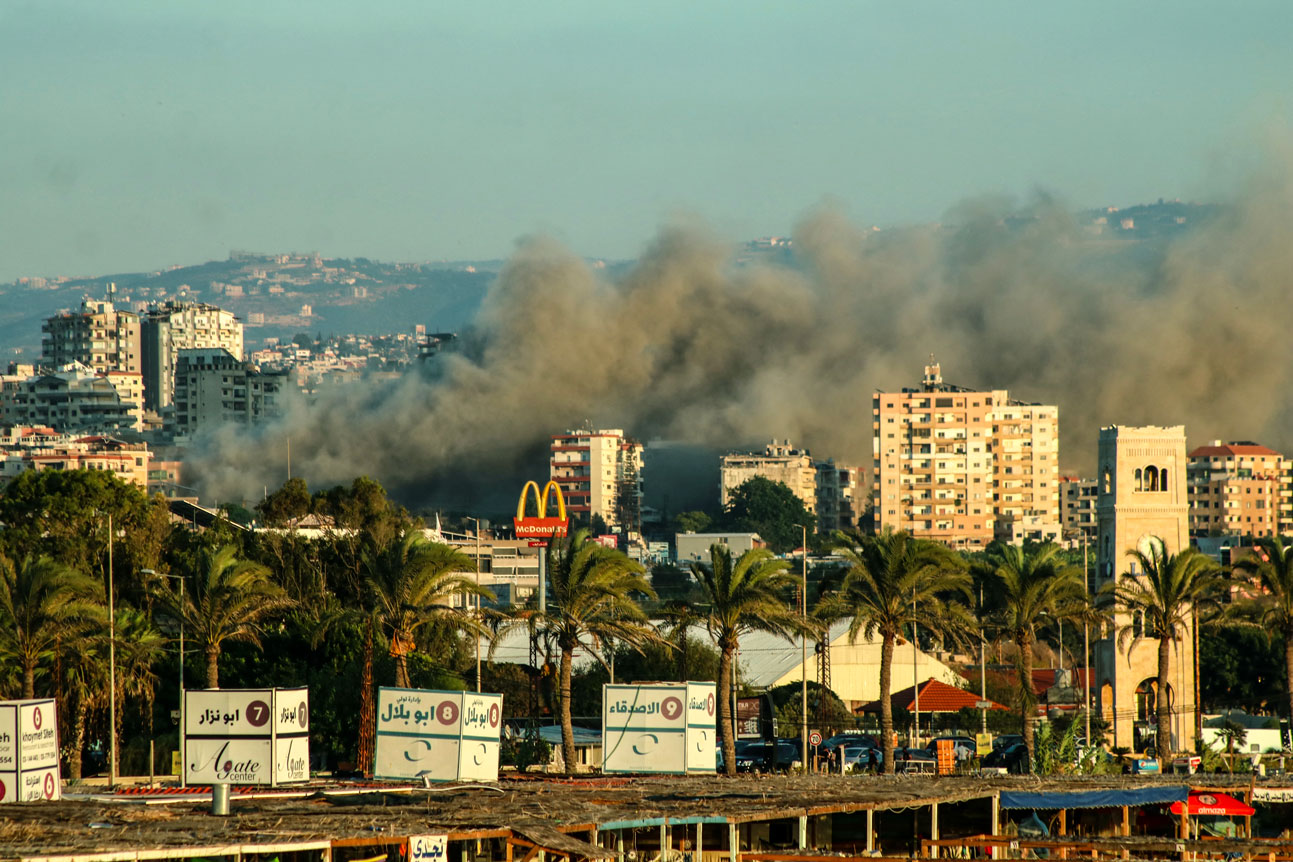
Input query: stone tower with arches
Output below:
<box><xmin>1094</xmin><ymin>424</ymin><xmax>1197</xmax><ymax>754</ymax></box>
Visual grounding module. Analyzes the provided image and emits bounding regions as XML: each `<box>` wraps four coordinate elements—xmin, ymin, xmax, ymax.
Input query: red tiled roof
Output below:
<box><xmin>856</xmin><ymin>678</ymin><xmax>1008</xmax><ymax>714</ymax></box>
<box><xmin>1189</xmin><ymin>443</ymin><xmax>1281</xmax><ymax>458</ymax></box>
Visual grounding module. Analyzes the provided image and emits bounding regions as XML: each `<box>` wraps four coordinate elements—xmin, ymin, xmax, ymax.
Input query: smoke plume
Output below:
<box><xmin>187</xmin><ymin>155</ymin><xmax>1293</xmax><ymax>510</ymax></box>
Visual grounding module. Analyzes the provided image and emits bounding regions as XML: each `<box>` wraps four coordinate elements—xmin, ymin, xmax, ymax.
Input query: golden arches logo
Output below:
<box><xmin>514</xmin><ymin>480</ymin><xmax>569</xmax><ymax>540</ymax></box>
<box><xmin>516</xmin><ymin>480</ymin><xmax>567</xmax><ymax>521</ymax></box>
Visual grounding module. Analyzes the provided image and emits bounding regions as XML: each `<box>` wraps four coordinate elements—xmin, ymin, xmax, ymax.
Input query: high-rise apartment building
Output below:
<box><xmin>171</xmin><ymin>348</ymin><xmax>286</xmax><ymax>436</ymax></box>
<box><xmin>1186</xmin><ymin>441</ymin><xmax>1290</xmax><ymax>539</ymax></box>
<box><xmin>1093</xmin><ymin>425</ymin><xmax>1195</xmax><ymax>753</ymax></box>
<box><xmin>549</xmin><ymin>429</ymin><xmax>644</xmax><ymax>533</ymax></box>
<box><xmin>815</xmin><ymin>460</ymin><xmax>866</xmax><ymax>534</ymax></box>
<box><xmin>1058</xmin><ymin>475</ymin><xmax>1099</xmax><ymax>543</ymax></box>
<box><xmin>871</xmin><ymin>361</ymin><xmax>1059</xmax><ymax>550</ymax></box>
<box><xmin>41</xmin><ymin>297</ymin><xmax>141</xmax><ymax>376</ymax></box>
<box><xmin>141</xmin><ymin>301</ymin><xmax>244</xmax><ymax>411</ymax></box>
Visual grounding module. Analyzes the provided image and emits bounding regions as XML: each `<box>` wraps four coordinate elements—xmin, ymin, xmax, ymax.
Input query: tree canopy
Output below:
<box><xmin>721</xmin><ymin>476</ymin><xmax>815</xmax><ymax>553</ymax></box>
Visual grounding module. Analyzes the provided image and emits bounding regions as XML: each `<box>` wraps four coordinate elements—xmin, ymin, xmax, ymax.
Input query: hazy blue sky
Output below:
<box><xmin>2</xmin><ymin>1</ymin><xmax>1290</xmax><ymax>282</ymax></box>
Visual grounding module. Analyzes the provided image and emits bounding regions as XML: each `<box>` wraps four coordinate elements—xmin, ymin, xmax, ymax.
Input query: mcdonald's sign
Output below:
<box><xmin>514</xmin><ymin>480</ymin><xmax>569</xmax><ymax>541</ymax></box>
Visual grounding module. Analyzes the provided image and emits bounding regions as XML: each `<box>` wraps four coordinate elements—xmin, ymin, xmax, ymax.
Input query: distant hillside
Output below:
<box><xmin>0</xmin><ymin>253</ymin><xmax>507</xmax><ymax>359</ymax></box>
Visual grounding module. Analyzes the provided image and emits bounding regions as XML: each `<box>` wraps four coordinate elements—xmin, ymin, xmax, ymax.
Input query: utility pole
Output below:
<box><xmin>912</xmin><ymin>587</ymin><xmax>919</xmax><ymax>747</ymax></box>
<box><xmin>1083</xmin><ymin>531</ymin><xmax>1092</xmax><ymax>747</ymax></box>
<box><xmin>980</xmin><ymin>582</ymin><xmax>987</xmax><ymax>736</ymax></box>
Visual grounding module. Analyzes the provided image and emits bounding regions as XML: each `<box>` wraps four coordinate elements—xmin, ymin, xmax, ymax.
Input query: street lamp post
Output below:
<box><xmin>107</xmin><ymin>514</ymin><xmax>117</xmax><ymax>789</ymax></box>
<box><xmin>800</xmin><ymin>525</ymin><xmax>808</xmax><ymax>773</ymax></box>
<box><xmin>468</xmin><ymin>517</ymin><xmax>482</xmax><ymax>693</ymax></box>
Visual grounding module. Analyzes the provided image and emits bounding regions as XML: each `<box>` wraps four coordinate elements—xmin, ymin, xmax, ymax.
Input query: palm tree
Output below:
<box><xmin>113</xmin><ymin>605</ymin><xmax>166</xmax><ymax>757</ymax></box>
<box><xmin>161</xmin><ymin>544</ymin><xmax>290</xmax><ymax>688</ymax></box>
<box><xmin>541</xmin><ymin>529</ymin><xmax>658</xmax><ymax>773</ymax></box>
<box><xmin>979</xmin><ymin>542</ymin><xmax>1085</xmax><ymax>768</ymax></box>
<box><xmin>0</xmin><ymin>555</ymin><xmax>104</xmax><ymax>698</ymax></box>
<box><xmin>365</xmin><ymin>532</ymin><xmax>491</xmax><ymax>688</ymax></box>
<box><xmin>692</xmin><ymin>544</ymin><xmax>799</xmax><ymax>776</ymax></box>
<box><xmin>1231</xmin><ymin>536</ymin><xmax>1293</xmax><ymax>734</ymax></box>
<box><xmin>822</xmin><ymin>530</ymin><xmax>969</xmax><ymax>774</ymax></box>
<box><xmin>1108</xmin><ymin>537</ymin><xmax>1221</xmax><ymax>762</ymax></box>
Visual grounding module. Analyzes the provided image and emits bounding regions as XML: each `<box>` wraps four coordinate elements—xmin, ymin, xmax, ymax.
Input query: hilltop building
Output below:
<box><xmin>871</xmin><ymin>360</ymin><xmax>1059</xmax><ymax>550</ymax></box>
<box><xmin>171</xmin><ymin>348</ymin><xmax>287</xmax><ymax>436</ymax></box>
<box><xmin>141</xmin><ymin>301</ymin><xmax>243</xmax><ymax>411</ymax></box>
<box><xmin>41</xmin><ymin>296</ymin><xmax>140</xmax><ymax>376</ymax></box>
<box><xmin>1186</xmin><ymin>440</ymin><xmax>1290</xmax><ymax>539</ymax></box>
<box><xmin>1093</xmin><ymin>424</ymin><xmax>1195</xmax><ymax>753</ymax></box>
<box><xmin>720</xmin><ymin>440</ymin><xmax>864</xmax><ymax>534</ymax></box>
<box><xmin>549</xmin><ymin>428</ymin><xmax>644</xmax><ymax>533</ymax></box>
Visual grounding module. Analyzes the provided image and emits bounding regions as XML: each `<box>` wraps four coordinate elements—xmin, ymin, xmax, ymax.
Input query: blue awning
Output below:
<box><xmin>1000</xmin><ymin>786</ymin><xmax>1188</xmax><ymax>810</ymax></box>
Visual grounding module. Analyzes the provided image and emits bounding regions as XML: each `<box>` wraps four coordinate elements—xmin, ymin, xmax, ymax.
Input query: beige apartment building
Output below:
<box><xmin>720</xmin><ymin>440</ymin><xmax>817</xmax><ymax>512</ymax></box>
<box><xmin>41</xmin><ymin>297</ymin><xmax>141</xmax><ymax>376</ymax></box>
<box><xmin>549</xmin><ymin>428</ymin><xmax>644</xmax><ymax>533</ymax></box>
<box><xmin>1186</xmin><ymin>440</ymin><xmax>1290</xmax><ymax>539</ymax></box>
<box><xmin>871</xmin><ymin>361</ymin><xmax>1059</xmax><ymax>550</ymax></box>
<box><xmin>1093</xmin><ymin>424</ymin><xmax>1195</xmax><ymax>753</ymax></box>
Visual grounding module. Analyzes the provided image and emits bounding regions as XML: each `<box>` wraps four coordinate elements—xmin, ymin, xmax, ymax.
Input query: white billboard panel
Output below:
<box><xmin>602</xmin><ymin>684</ymin><xmax>687</xmax><ymax>774</ymax></box>
<box><xmin>0</xmin><ymin>699</ymin><xmax>61</xmax><ymax>802</ymax></box>
<box><xmin>684</xmin><ymin>682</ymin><xmax>717</xmax><ymax>774</ymax></box>
<box><xmin>374</xmin><ymin>688</ymin><xmax>502</xmax><ymax>782</ymax></box>
<box><xmin>184</xmin><ymin>689</ymin><xmax>309</xmax><ymax>785</ymax></box>
<box><xmin>458</xmin><ymin>692</ymin><xmax>503</xmax><ymax>781</ymax></box>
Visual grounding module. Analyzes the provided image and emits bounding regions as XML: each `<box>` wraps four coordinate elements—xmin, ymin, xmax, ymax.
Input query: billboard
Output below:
<box><xmin>374</xmin><ymin>688</ymin><xmax>503</xmax><ymax>782</ymax></box>
<box><xmin>0</xmin><ymin>699</ymin><xmax>61</xmax><ymax>803</ymax></box>
<box><xmin>184</xmin><ymin>688</ymin><xmax>310</xmax><ymax>785</ymax></box>
<box><xmin>602</xmin><ymin>682</ymin><xmax>716</xmax><ymax>774</ymax></box>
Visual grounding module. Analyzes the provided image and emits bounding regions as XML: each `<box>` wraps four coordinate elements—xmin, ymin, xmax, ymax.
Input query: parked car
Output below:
<box><xmin>927</xmin><ymin>735</ymin><xmax>976</xmax><ymax>762</ymax></box>
<box><xmin>982</xmin><ymin>741</ymin><xmax>1030</xmax><ymax>773</ymax></box>
<box><xmin>841</xmin><ymin>745</ymin><xmax>884</xmax><ymax>773</ymax></box>
<box><xmin>820</xmin><ymin>733</ymin><xmax>878</xmax><ymax>770</ymax></box>
<box><xmin>992</xmin><ymin>734</ymin><xmax>1024</xmax><ymax>752</ymax></box>
<box><xmin>735</xmin><ymin>739</ymin><xmax>803</xmax><ymax>773</ymax></box>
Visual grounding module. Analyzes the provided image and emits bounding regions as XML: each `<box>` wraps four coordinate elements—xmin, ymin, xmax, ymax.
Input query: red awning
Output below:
<box><xmin>1169</xmin><ymin>792</ymin><xmax>1255</xmax><ymax>817</ymax></box>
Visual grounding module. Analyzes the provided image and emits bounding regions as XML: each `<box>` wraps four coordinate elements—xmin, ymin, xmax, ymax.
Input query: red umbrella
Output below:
<box><xmin>1169</xmin><ymin>792</ymin><xmax>1255</xmax><ymax>817</ymax></box>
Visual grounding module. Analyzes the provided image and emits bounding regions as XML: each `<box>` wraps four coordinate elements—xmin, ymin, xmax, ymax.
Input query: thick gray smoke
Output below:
<box><xmin>187</xmin><ymin>156</ymin><xmax>1293</xmax><ymax>509</ymax></box>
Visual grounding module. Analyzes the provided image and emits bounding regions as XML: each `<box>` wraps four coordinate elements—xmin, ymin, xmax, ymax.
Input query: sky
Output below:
<box><xmin>2</xmin><ymin>1</ymin><xmax>1291</xmax><ymax>284</ymax></box>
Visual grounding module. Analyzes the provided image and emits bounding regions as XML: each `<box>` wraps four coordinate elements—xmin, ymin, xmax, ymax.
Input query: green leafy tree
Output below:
<box><xmin>978</xmin><ymin>542</ymin><xmax>1086</xmax><ymax>768</ymax></box>
<box><xmin>0</xmin><ymin>469</ymin><xmax>169</xmax><ymax>603</ymax></box>
<box><xmin>366</xmin><ymin>533</ymin><xmax>489</xmax><ymax>688</ymax></box>
<box><xmin>1231</xmin><ymin>537</ymin><xmax>1293</xmax><ymax>729</ymax></box>
<box><xmin>673</xmin><ymin>511</ymin><xmax>713</xmax><ymax>535</ymax></box>
<box><xmin>0</xmin><ymin>555</ymin><xmax>105</xmax><ymax>698</ymax></box>
<box><xmin>160</xmin><ymin>544</ymin><xmax>291</xmax><ymax>687</ymax></box>
<box><xmin>1106</xmin><ymin>537</ymin><xmax>1222</xmax><ymax>762</ymax></box>
<box><xmin>540</xmin><ymin>529</ymin><xmax>658</xmax><ymax>772</ymax></box>
<box><xmin>721</xmin><ymin>477</ymin><xmax>815</xmax><ymax>554</ymax></box>
<box><xmin>256</xmin><ymin>477</ymin><xmax>312</xmax><ymax>526</ymax></box>
<box><xmin>691</xmin><ymin>544</ymin><xmax>799</xmax><ymax>775</ymax></box>
<box><xmin>820</xmin><ymin>530</ymin><xmax>969</xmax><ymax>774</ymax></box>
